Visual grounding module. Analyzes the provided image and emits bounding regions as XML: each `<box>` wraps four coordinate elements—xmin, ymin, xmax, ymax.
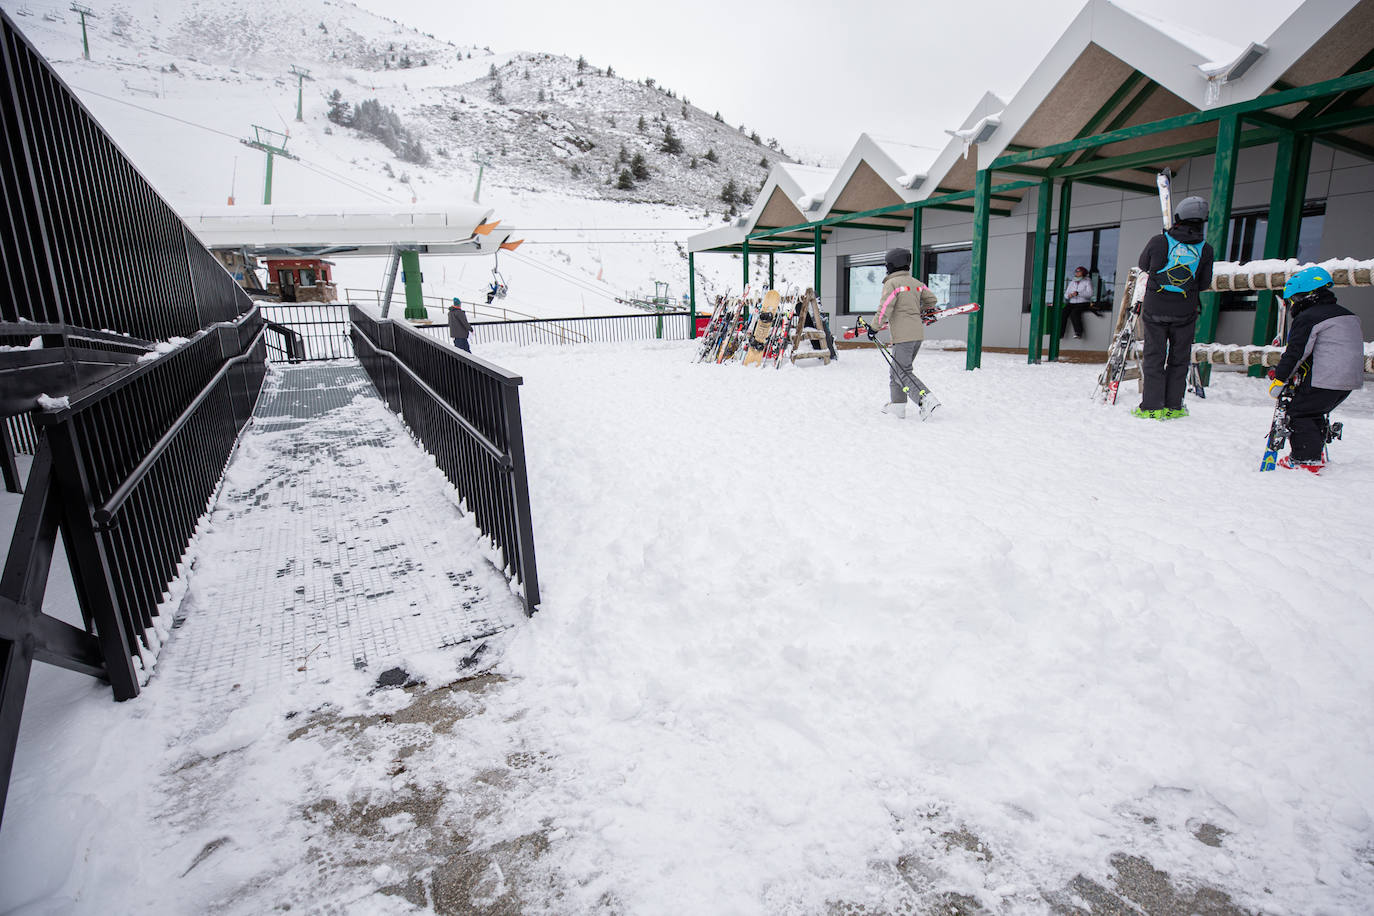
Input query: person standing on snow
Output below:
<box><xmin>871</xmin><ymin>248</ymin><xmax>939</xmax><ymax>419</ymax></box>
<box><xmin>1061</xmin><ymin>266</ymin><xmax>1095</xmax><ymax>340</ymax></box>
<box><xmin>1267</xmin><ymin>266</ymin><xmax>1364</xmax><ymax>471</ymax></box>
<box><xmin>1133</xmin><ymin>196</ymin><xmax>1214</xmax><ymax>419</ymax></box>
<box><xmin>448</xmin><ymin>297</ymin><xmax>472</xmax><ymax>352</ymax></box>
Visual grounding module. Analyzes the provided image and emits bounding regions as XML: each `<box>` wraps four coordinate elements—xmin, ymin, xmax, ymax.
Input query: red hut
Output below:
<box><xmin>264</xmin><ymin>257</ymin><xmax>338</xmax><ymax>303</ymax></box>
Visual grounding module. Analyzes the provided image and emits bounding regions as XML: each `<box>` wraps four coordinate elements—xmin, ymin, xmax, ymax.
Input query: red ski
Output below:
<box><xmin>922</xmin><ymin>302</ymin><xmax>980</xmax><ymax>325</ymax></box>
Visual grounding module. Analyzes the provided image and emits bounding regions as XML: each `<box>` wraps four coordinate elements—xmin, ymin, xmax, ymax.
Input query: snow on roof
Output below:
<box><xmin>1111</xmin><ymin>1</ymin><xmax>1247</xmax><ymax>69</ymax></box>
<box><xmin>776</xmin><ymin>163</ymin><xmax>838</xmax><ymax>202</ymax></box>
<box><xmin>866</xmin><ymin>138</ymin><xmax>940</xmax><ymax>180</ymax></box>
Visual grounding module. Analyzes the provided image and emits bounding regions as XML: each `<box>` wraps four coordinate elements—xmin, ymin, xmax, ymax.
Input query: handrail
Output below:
<box><xmin>91</xmin><ymin>324</ymin><xmax>267</xmax><ymax>527</ymax></box>
<box><xmin>353</xmin><ymin>319</ymin><xmax>511</xmax><ymax>460</ymax></box>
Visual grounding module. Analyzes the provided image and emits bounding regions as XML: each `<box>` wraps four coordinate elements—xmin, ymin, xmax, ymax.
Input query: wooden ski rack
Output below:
<box><xmin>790</xmin><ymin>288</ymin><xmax>833</xmax><ymax>366</ymax></box>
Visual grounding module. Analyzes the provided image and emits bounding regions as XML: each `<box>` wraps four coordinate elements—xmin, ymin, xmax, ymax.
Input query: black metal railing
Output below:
<box><xmin>350</xmin><ymin>306</ymin><xmax>540</xmax><ymax>616</ymax></box>
<box><xmin>0</xmin><ymin>11</ymin><xmax>252</xmax><ymax>340</ymax></box>
<box><xmin>260</xmin><ymin>303</ymin><xmax>352</xmax><ymax>361</ymax></box>
<box><xmin>4</xmin><ymin>413</ymin><xmax>37</xmax><ymax>457</ymax></box>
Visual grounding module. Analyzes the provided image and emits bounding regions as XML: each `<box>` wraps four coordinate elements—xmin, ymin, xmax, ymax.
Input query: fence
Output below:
<box><xmin>0</xmin><ymin>11</ymin><xmax>252</xmax><ymax>338</ymax></box>
<box><xmin>350</xmin><ymin>306</ymin><xmax>540</xmax><ymax>616</ymax></box>
<box><xmin>260</xmin><ymin>303</ymin><xmax>351</xmax><ymax>361</ymax></box>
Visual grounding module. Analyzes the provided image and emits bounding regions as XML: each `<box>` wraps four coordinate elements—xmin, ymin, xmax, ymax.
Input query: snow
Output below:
<box><xmin>35</xmin><ymin>394</ymin><xmax>70</xmax><ymax>410</ymax></box>
<box><xmin>135</xmin><ymin>335</ymin><xmax>189</xmax><ymax>363</ymax></box>
<box><xmin>0</xmin><ymin>337</ymin><xmax>42</xmax><ymax>351</ymax></box>
<box><xmin>3</xmin><ymin>342</ymin><xmax>1372</xmax><ymax>913</ymax></box>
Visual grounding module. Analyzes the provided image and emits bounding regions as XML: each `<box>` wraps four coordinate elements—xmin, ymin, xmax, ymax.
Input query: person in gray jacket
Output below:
<box><xmin>1268</xmin><ymin>266</ymin><xmax>1365</xmax><ymax>469</ymax></box>
<box><xmin>871</xmin><ymin>248</ymin><xmax>939</xmax><ymax>419</ymax></box>
<box><xmin>448</xmin><ymin>297</ymin><xmax>472</xmax><ymax>352</ymax></box>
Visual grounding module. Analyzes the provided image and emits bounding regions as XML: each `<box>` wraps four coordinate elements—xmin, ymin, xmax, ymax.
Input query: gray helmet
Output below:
<box><xmin>884</xmin><ymin>248</ymin><xmax>912</xmax><ymax>272</ymax></box>
<box><xmin>1174</xmin><ymin>196</ymin><xmax>1208</xmax><ymax>223</ymax></box>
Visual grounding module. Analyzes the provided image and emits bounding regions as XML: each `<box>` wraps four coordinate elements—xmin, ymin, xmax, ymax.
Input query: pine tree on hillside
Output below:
<box><xmin>327</xmin><ymin>89</ymin><xmax>350</xmax><ymax>126</ymax></box>
<box><xmin>618</xmin><ymin>144</ymin><xmax>630</xmax><ymax>164</ymax></box>
<box><xmin>617</xmin><ymin>169</ymin><xmax>634</xmax><ymax>190</ymax></box>
<box><xmin>631</xmin><ymin>153</ymin><xmax>650</xmax><ymax>181</ymax></box>
<box><xmin>606</xmin><ymin>65</ymin><xmax>615</xmax><ymax>77</ymax></box>
<box><xmin>488</xmin><ymin>63</ymin><xmax>498</xmax><ymax>78</ymax></box>
<box><xmin>488</xmin><ymin>77</ymin><xmax>505</xmax><ymax>104</ymax></box>
<box><xmin>741</xmin><ymin>186</ymin><xmax>754</xmax><ymax>205</ymax></box>
<box><xmin>713</xmin><ymin>111</ymin><xmax>723</xmax><ymax>122</ymax></box>
<box><xmin>759</xmin><ymin>156</ymin><xmax>768</xmax><ymax>168</ymax></box>
<box><xmin>721</xmin><ymin>179</ymin><xmax>739</xmax><ymax>206</ymax></box>
<box><xmin>750</xmin><ymin>131</ymin><xmax>761</xmax><ymax>145</ymax></box>
<box><xmin>577</xmin><ymin>55</ymin><xmax>587</xmax><ymax>72</ymax></box>
<box><xmin>704</xmin><ymin>148</ymin><xmax>718</xmax><ymax>164</ymax></box>
<box><xmin>637</xmin><ymin>114</ymin><xmax>647</xmax><ymax>132</ymax></box>
<box><xmin>661</xmin><ymin>124</ymin><xmax>683</xmax><ymax>155</ymax></box>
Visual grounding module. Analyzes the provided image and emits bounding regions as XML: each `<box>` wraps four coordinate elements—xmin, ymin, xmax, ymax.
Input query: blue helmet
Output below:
<box><xmin>1283</xmin><ymin>266</ymin><xmax>1332</xmax><ymax>300</ymax></box>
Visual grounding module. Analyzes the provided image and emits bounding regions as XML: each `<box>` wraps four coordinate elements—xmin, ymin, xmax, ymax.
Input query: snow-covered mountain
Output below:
<box><xmin>2</xmin><ymin>0</ymin><xmax>807</xmax><ymax>314</ymax></box>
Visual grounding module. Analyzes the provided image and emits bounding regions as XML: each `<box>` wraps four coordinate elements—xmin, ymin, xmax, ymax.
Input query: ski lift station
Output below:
<box><xmin>688</xmin><ymin>0</ymin><xmax>1374</xmax><ymax>370</ymax></box>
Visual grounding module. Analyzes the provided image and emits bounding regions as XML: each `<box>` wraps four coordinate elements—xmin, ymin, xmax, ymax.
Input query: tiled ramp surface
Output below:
<box><xmin>156</xmin><ymin>362</ymin><xmax>523</xmax><ymax>695</ymax></box>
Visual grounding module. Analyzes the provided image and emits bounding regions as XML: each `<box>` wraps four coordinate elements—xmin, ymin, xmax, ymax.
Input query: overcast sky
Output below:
<box><xmin>356</xmin><ymin>0</ymin><xmax>1302</xmax><ymax>165</ymax></box>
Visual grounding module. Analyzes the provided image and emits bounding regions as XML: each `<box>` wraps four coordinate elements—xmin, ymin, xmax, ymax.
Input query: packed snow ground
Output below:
<box><xmin>2</xmin><ymin>343</ymin><xmax>1373</xmax><ymax>914</ymax></box>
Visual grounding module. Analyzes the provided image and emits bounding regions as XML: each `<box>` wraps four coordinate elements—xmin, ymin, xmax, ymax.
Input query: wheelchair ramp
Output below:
<box><xmin>155</xmin><ymin>362</ymin><xmax>524</xmax><ymax>695</ymax></box>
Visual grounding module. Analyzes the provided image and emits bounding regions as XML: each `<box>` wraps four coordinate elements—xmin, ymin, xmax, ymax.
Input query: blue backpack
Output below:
<box><xmin>1156</xmin><ymin>233</ymin><xmax>1203</xmax><ymax>295</ymax></box>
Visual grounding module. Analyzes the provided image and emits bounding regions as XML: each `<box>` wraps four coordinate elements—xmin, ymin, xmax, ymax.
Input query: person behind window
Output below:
<box><xmin>1061</xmin><ymin>266</ymin><xmax>1094</xmax><ymax>340</ymax></box>
<box><xmin>448</xmin><ymin>297</ymin><xmax>471</xmax><ymax>352</ymax></box>
<box><xmin>1133</xmin><ymin>196</ymin><xmax>1214</xmax><ymax>420</ymax></box>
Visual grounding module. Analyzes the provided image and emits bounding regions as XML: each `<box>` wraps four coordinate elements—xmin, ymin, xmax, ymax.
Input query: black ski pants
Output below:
<box><xmin>1140</xmin><ymin>312</ymin><xmax>1197</xmax><ymax>411</ymax></box>
<box><xmin>1059</xmin><ymin>303</ymin><xmax>1090</xmax><ymax>338</ymax></box>
<box><xmin>1289</xmin><ymin>386</ymin><xmax>1350</xmax><ymax>461</ymax></box>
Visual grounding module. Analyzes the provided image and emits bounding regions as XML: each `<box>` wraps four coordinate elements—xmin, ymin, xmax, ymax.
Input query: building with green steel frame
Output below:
<box><xmin>687</xmin><ymin>0</ymin><xmax>1374</xmax><ymax>371</ymax></box>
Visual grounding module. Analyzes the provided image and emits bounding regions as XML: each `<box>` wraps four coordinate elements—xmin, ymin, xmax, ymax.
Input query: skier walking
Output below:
<box><xmin>871</xmin><ymin>248</ymin><xmax>938</xmax><ymax>419</ymax></box>
<box><xmin>448</xmin><ymin>297</ymin><xmax>472</xmax><ymax>352</ymax></box>
<box><xmin>1266</xmin><ymin>266</ymin><xmax>1364</xmax><ymax>471</ymax></box>
<box><xmin>1061</xmin><ymin>266</ymin><xmax>1095</xmax><ymax>340</ymax></box>
<box><xmin>1132</xmin><ymin>197</ymin><xmax>1214</xmax><ymax>419</ymax></box>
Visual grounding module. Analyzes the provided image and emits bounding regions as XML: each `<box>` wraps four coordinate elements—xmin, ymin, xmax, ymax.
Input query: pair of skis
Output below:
<box><xmin>1158</xmin><ymin>168</ymin><xmax>1210</xmax><ymax>402</ymax></box>
<box><xmin>840</xmin><ymin>301</ymin><xmax>981</xmax><ymax>340</ymax></box>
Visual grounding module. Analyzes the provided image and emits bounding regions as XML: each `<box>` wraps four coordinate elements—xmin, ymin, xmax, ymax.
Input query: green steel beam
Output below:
<box><xmin>1295</xmin><ymin>48</ymin><xmax>1374</xmax><ymax>120</ymax></box>
<box><xmin>967</xmin><ymin>169</ymin><xmax>992</xmax><ymax>371</ymax></box>
<box><xmin>1101</xmin><ymin>79</ymin><xmax>1161</xmax><ymax>133</ymax></box>
<box><xmin>1294</xmin><ymin>104</ymin><xmax>1374</xmax><ymax>134</ymax></box>
<box><xmin>768</xmin><ymin>252</ymin><xmax>775</xmax><ymax>289</ymax></box>
<box><xmin>1282</xmin><ymin>133</ymin><xmax>1314</xmax><ymax>259</ymax></box>
<box><xmin>400</xmin><ymin>249</ymin><xmax>426</xmax><ymax>320</ymax></box>
<box><xmin>991</xmin><ymin>69</ymin><xmax>1374</xmax><ymax>170</ymax></box>
<box><xmin>688</xmin><ymin>251</ymin><xmax>697</xmax><ymax>339</ymax></box>
<box><xmin>1051</xmin><ymin>71</ymin><xmax>1149</xmax><ymax>169</ymax></box>
<box><xmin>1312</xmin><ymin>133</ymin><xmax>1374</xmax><ymax>163</ymax></box>
<box><xmin>1027</xmin><ymin>178</ymin><xmax>1054</xmax><ymax>363</ymax></box>
<box><xmin>1197</xmin><ymin>112</ymin><xmax>1240</xmax><ymax>349</ymax></box>
<box><xmin>911</xmin><ymin>208</ymin><xmax>923</xmax><ymax>280</ymax></box>
<box><xmin>1053</xmin><ymin>127</ymin><xmax>1279</xmax><ymax>180</ymax></box>
<box><xmin>1048</xmin><ymin>179</ymin><xmax>1073</xmax><ymax>362</ymax></box>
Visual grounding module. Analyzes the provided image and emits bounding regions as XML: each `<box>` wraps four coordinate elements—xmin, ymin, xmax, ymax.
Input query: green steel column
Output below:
<box><xmin>400</xmin><ymin>249</ymin><xmax>426</xmax><ymax>320</ymax></box>
<box><xmin>1198</xmin><ymin>111</ymin><xmax>1240</xmax><ymax>346</ymax></box>
<box><xmin>262</xmin><ymin>150</ymin><xmax>275</xmax><ymax>205</ymax></box>
<box><xmin>911</xmin><ymin>207</ymin><xmax>923</xmax><ymax>278</ymax></box>
<box><xmin>1250</xmin><ymin>131</ymin><xmax>1297</xmax><ymax>375</ymax></box>
<box><xmin>1027</xmin><ymin>178</ymin><xmax>1054</xmax><ymax>364</ymax></box>
<box><xmin>688</xmin><ymin>251</ymin><xmax>697</xmax><ymax>339</ymax></box>
<box><xmin>1282</xmin><ymin>134</ymin><xmax>1313</xmax><ymax>254</ymax></box>
<box><xmin>741</xmin><ymin>239</ymin><xmax>750</xmax><ymax>321</ymax></box>
<box><xmin>813</xmin><ymin>226</ymin><xmax>822</xmax><ymax>299</ymax></box>
<box><xmin>1048</xmin><ymin>179</ymin><xmax>1073</xmax><ymax>362</ymax></box>
<box><xmin>768</xmin><ymin>252</ymin><xmax>775</xmax><ymax>290</ymax></box>
<box><xmin>78</xmin><ymin>12</ymin><xmax>90</xmax><ymax>60</ymax></box>
<box><xmin>966</xmin><ymin>168</ymin><xmax>991</xmax><ymax>371</ymax></box>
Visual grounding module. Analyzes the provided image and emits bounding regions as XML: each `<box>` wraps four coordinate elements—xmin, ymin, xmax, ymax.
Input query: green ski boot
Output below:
<box><xmin>1163</xmin><ymin>406</ymin><xmax>1190</xmax><ymax>419</ymax></box>
<box><xmin>1131</xmin><ymin>407</ymin><xmax>1165</xmax><ymax>420</ymax></box>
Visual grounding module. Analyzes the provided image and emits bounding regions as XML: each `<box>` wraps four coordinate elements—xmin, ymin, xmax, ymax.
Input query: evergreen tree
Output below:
<box><xmin>618</xmin><ymin>144</ymin><xmax>630</xmax><ymax>164</ymax></box>
<box><xmin>760</xmin><ymin>156</ymin><xmax>769</xmax><ymax>168</ymax></box>
<box><xmin>750</xmin><ymin>131</ymin><xmax>761</xmax><ymax>145</ymax></box>
<box><xmin>538</xmin><ymin>87</ymin><xmax>546</xmax><ymax>102</ymax></box>
<box><xmin>577</xmin><ymin>55</ymin><xmax>587</xmax><ymax>72</ymax></box>
<box><xmin>741</xmin><ymin>186</ymin><xmax>754</xmax><ymax>205</ymax></box>
<box><xmin>704</xmin><ymin>148</ymin><xmax>718</xmax><ymax>164</ymax></box>
<box><xmin>661</xmin><ymin>124</ymin><xmax>683</xmax><ymax>155</ymax></box>
<box><xmin>488</xmin><ymin>77</ymin><xmax>505</xmax><ymax>104</ymax></box>
<box><xmin>681</xmin><ymin>104</ymin><xmax>689</xmax><ymax>119</ymax></box>
<box><xmin>689</xmin><ymin>156</ymin><xmax>698</xmax><ymax>169</ymax></box>
<box><xmin>631</xmin><ymin>153</ymin><xmax>650</xmax><ymax>181</ymax></box>
<box><xmin>606</xmin><ymin>64</ymin><xmax>614</xmax><ymax>77</ymax></box>
<box><xmin>637</xmin><ymin>114</ymin><xmax>647</xmax><ymax>132</ymax></box>
<box><xmin>326</xmin><ymin>89</ymin><xmax>350</xmax><ymax>126</ymax></box>
<box><xmin>488</xmin><ymin>63</ymin><xmax>498</xmax><ymax>78</ymax></box>
<box><xmin>713</xmin><ymin>111</ymin><xmax>723</xmax><ymax>122</ymax></box>
<box><xmin>617</xmin><ymin>169</ymin><xmax>634</xmax><ymax>190</ymax></box>
<box><xmin>721</xmin><ymin>179</ymin><xmax>740</xmax><ymax>206</ymax></box>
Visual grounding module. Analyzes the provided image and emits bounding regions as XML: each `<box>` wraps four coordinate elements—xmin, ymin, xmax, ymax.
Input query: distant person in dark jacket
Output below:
<box><xmin>1267</xmin><ymin>266</ymin><xmax>1365</xmax><ymax>471</ymax></box>
<box><xmin>1133</xmin><ymin>196</ymin><xmax>1215</xmax><ymax>419</ymax></box>
<box><xmin>448</xmin><ymin>298</ymin><xmax>471</xmax><ymax>352</ymax></box>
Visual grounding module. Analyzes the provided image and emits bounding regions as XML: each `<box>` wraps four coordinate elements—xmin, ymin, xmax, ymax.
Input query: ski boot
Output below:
<box><xmin>1163</xmin><ymin>406</ymin><xmax>1190</xmax><ymax>419</ymax></box>
<box><xmin>917</xmin><ymin>392</ymin><xmax>940</xmax><ymax>420</ymax></box>
<box><xmin>1277</xmin><ymin>455</ymin><xmax>1325</xmax><ymax>474</ymax></box>
<box><xmin>882</xmin><ymin>402</ymin><xmax>906</xmax><ymax>419</ymax></box>
<box><xmin>1131</xmin><ymin>407</ymin><xmax>1165</xmax><ymax>420</ymax></box>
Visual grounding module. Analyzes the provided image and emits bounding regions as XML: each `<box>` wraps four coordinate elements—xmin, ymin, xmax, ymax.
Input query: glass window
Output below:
<box><xmin>300</xmin><ymin>269</ymin><xmax>318</xmax><ymax>286</ymax></box>
<box><xmin>1026</xmin><ymin>225</ymin><xmax>1119</xmax><ymax>312</ymax></box>
<box><xmin>842</xmin><ymin>252</ymin><xmax>890</xmax><ymax>314</ymax></box>
<box><xmin>1220</xmin><ymin>203</ymin><xmax>1325</xmax><ymax>310</ymax></box>
<box><xmin>924</xmin><ymin>247</ymin><xmax>972</xmax><ymax>308</ymax></box>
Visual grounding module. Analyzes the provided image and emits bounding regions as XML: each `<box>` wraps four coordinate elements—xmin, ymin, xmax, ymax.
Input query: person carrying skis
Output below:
<box><xmin>448</xmin><ymin>297</ymin><xmax>472</xmax><ymax>352</ymax></box>
<box><xmin>871</xmin><ymin>248</ymin><xmax>938</xmax><ymax>419</ymax></box>
<box><xmin>1266</xmin><ymin>265</ymin><xmax>1364</xmax><ymax>471</ymax></box>
<box><xmin>1133</xmin><ymin>196</ymin><xmax>1214</xmax><ymax>419</ymax></box>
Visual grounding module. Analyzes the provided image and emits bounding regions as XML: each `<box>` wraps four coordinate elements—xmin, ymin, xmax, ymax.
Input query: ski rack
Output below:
<box><xmin>790</xmin><ymin>289</ymin><xmax>833</xmax><ymax>366</ymax></box>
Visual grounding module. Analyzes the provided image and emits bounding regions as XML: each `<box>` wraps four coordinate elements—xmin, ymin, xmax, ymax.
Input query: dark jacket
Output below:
<box><xmin>448</xmin><ymin>306</ymin><xmax>471</xmax><ymax>339</ymax></box>
<box><xmin>1137</xmin><ymin>222</ymin><xmax>1214</xmax><ymax>319</ymax></box>
<box><xmin>1274</xmin><ymin>288</ymin><xmax>1365</xmax><ymax>391</ymax></box>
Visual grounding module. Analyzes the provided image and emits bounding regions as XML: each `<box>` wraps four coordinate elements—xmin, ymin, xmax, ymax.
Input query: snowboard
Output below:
<box><xmin>743</xmin><ymin>290</ymin><xmax>781</xmax><ymax>366</ymax></box>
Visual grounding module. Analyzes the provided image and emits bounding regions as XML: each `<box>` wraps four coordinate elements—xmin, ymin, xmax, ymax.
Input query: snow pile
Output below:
<box><xmin>0</xmin><ymin>337</ymin><xmax>42</xmax><ymax>352</ymax></box>
<box><xmin>2</xmin><ymin>343</ymin><xmax>1373</xmax><ymax>912</ymax></box>
<box><xmin>136</xmin><ymin>335</ymin><xmax>190</xmax><ymax>363</ymax></box>
<box><xmin>35</xmin><ymin>394</ymin><xmax>70</xmax><ymax>410</ymax></box>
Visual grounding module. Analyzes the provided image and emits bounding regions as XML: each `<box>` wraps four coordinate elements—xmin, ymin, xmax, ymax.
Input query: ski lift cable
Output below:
<box><xmin>502</xmin><ymin>249</ymin><xmax>624</xmax><ymax>300</ymax></box>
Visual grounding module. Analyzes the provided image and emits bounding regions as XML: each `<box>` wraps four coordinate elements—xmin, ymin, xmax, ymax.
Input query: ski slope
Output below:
<box><xmin>3</xmin><ymin>344</ymin><xmax>1371</xmax><ymax>913</ymax></box>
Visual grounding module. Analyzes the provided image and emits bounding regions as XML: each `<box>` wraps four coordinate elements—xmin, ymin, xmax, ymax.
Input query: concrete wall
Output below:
<box><xmin>816</xmin><ymin>140</ymin><xmax>1374</xmax><ymax>353</ymax></box>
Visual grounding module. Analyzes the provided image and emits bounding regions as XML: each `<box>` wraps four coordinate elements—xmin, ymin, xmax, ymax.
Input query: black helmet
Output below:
<box><xmin>884</xmin><ymin>248</ymin><xmax>912</xmax><ymax>273</ymax></box>
<box><xmin>1174</xmin><ymin>196</ymin><xmax>1208</xmax><ymax>223</ymax></box>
